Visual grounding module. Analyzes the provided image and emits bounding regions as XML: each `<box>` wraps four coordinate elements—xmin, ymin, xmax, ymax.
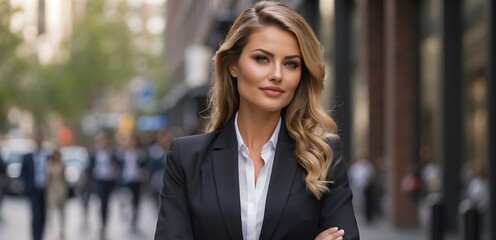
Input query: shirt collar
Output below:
<box><xmin>234</xmin><ymin>112</ymin><xmax>281</xmax><ymax>152</ymax></box>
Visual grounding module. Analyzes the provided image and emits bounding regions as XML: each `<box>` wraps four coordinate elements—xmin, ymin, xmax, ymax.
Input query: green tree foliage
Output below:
<box><xmin>0</xmin><ymin>0</ymin><xmax>165</xmax><ymax>132</ymax></box>
<box><xmin>0</xmin><ymin>1</ymin><xmax>30</xmax><ymax>129</ymax></box>
<box><xmin>38</xmin><ymin>0</ymin><xmax>137</xmax><ymax>123</ymax></box>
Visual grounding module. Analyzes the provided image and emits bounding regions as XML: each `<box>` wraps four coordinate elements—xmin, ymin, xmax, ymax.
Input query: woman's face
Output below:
<box><xmin>230</xmin><ymin>25</ymin><xmax>302</xmax><ymax>113</ymax></box>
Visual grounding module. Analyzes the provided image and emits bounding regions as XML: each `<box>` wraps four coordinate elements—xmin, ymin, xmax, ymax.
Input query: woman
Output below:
<box><xmin>155</xmin><ymin>1</ymin><xmax>359</xmax><ymax>240</ymax></box>
<box><xmin>46</xmin><ymin>149</ymin><xmax>68</xmax><ymax>239</ymax></box>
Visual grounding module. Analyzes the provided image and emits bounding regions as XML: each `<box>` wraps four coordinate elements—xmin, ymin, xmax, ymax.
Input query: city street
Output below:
<box><xmin>0</xmin><ymin>191</ymin><xmax>464</xmax><ymax>240</ymax></box>
<box><xmin>0</xmin><ymin>190</ymin><xmax>158</xmax><ymax>240</ymax></box>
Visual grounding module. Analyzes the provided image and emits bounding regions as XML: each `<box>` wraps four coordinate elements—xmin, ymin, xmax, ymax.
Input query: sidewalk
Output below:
<box><xmin>355</xmin><ymin>200</ymin><xmax>465</xmax><ymax>240</ymax></box>
<box><xmin>357</xmin><ymin>215</ymin><xmax>425</xmax><ymax>240</ymax></box>
<box><xmin>0</xmin><ymin>190</ymin><xmax>158</xmax><ymax>240</ymax></box>
<box><xmin>0</xmin><ymin>193</ymin><xmax>476</xmax><ymax>240</ymax></box>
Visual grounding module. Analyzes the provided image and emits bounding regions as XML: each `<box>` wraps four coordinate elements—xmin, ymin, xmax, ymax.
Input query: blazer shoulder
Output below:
<box><xmin>167</xmin><ymin>131</ymin><xmax>222</xmax><ymax>171</ymax></box>
<box><xmin>173</xmin><ymin>131</ymin><xmax>220</xmax><ymax>147</ymax></box>
<box><xmin>170</xmin><ymin>131</ymin><xmax>222</xmax><ymax>158</ymax></box>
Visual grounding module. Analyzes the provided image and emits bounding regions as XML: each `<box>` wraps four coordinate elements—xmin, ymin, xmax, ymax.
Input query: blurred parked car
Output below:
<box><xmin>59</xmin><ymin>145</ymin><xmax>89</xmax><ymax>196</ymax></box>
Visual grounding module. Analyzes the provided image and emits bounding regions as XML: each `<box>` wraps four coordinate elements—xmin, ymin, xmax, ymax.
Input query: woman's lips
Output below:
<box><xmin>260</xmin><ymin>86</ymin><xmax>285</xmax><ymax>97</ymax></box>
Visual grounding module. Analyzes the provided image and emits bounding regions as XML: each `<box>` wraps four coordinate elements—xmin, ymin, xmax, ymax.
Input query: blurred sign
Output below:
<box><xmin>137</xmin><ymin>115</ymin><xmax>167</xmax><ymax>131</ymax></box>
<box><xmin>139</xmin><ymin>82</ymin><xmax>156</xmax><ymax>113</ymax></box>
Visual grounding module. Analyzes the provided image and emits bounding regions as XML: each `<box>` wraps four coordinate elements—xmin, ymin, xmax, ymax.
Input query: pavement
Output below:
<box><xmin>0</xmin><ymin>191</ymin><xmax>481</xmax><ymax>240</ymax></box>
<box><xmin>356</xmin><ymin>200</ymin><xmax>491</xmax><ymax>240</ymax></box>
<box><xmin>0</xmin><ymin>189</ymin><xmax>158</xmax><ymax>240</ymax></box>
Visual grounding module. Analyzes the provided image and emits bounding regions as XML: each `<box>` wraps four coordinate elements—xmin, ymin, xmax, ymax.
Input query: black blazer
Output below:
<box><xmin>21</xmin><ymin>151</ymin><xmax>50</xmax><ymax>198</ymax></box>
<box><xmin>87</xmin><ymin>148</ymin><xmax>121</xmax><ymax>181</ymax></box>
<box><xmin>21</xmin><ymin>153</ymin><xmax>36</xmax><ymax>194</ymax></box>
<box><xmin>154</xmin><ymin>118</ymin><xmax>359</xmax><ymax>240</ymax></box>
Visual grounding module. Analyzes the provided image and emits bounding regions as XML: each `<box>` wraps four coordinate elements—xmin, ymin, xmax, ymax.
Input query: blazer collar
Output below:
<box><xmin>212</xmin><ymin>117</ymin><xmax>298</xmax><ymax>240</ymax></box>
<box><xmin>259</xmin><ymin>120</ymin><xmax>297</xmax><ymax>240</ymax></box>
<box><xmin>212</xmin><ymin>117</ymin><xmax>243</xmax><ymax>240</ymax></box>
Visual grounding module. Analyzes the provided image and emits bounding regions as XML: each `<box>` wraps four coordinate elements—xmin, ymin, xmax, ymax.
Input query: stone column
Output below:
<box><xmin>362</xmin><ymin>0</ymin><xmax>385</xmax><ymax>171</ymax></box>
<box><xmin>384</xmin><ymin>0</ymin><xmax>419</xmax><ymax>227</ymax></box>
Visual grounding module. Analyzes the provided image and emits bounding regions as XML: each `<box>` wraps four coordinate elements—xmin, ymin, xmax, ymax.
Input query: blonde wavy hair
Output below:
<box><xmin>207</xmin><ymin>1</ymin><xmax>337</xmax><ymax>199</ymax></box>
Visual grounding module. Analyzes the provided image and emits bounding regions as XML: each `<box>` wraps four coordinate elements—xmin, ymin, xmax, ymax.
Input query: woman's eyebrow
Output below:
<box><xmin>285</xmin><ymin>55</ymin><xmax>302</xmax><ymax>60</ymax></box>
<box><xmin>251</xmin><ymin>48</ymin><xmax>301</xmax><ymax>60</ymax></box>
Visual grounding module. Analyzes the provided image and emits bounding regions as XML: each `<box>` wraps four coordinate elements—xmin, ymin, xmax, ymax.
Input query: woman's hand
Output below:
<box><xmin>315</xmin><ymin>227</ymin><xmax>345</xmax><ymax>240</ymax></box>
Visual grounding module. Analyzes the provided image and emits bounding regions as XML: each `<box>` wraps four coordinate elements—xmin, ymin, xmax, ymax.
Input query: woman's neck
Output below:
<box><xmin>236</xmin><ymin>109</ymin><xmax>281</xmax><ymax>151</ymax></box>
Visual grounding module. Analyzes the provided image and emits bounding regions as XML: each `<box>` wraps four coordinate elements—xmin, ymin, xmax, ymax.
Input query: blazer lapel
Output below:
<box><xmin>259</xmin><ymin>124</ymin><xmax>298</xmax><ymax>240</ymax></box>
<box><xmin>211</xmin><ymin>118</ymin><xmax>244</xmax><ymax>240</ymax></box>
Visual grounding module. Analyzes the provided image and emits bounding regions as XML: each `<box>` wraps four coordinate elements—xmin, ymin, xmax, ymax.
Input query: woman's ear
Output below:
<box><xmin>229</xmin><ymin>64</ymin><xmax>238</xmax><ymax>78</ymax></box>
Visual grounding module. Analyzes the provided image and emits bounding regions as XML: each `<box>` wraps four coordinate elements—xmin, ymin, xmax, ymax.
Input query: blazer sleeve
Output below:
<box><xmin>319</xmin><ymin>138</ymin><xmax>360</xmax><ymax>240</ymax></box>
<box><xmin>154</xmin><ymin>139</ymin><xmax>194</xmax><ymax>240</ymax></box>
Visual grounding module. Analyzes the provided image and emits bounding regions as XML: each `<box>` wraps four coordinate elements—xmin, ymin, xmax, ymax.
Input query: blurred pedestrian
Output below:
<box><xmin>349</xmin><ymin>155</ymin><xmax>375</xmax><ymax>223</ymax></box>
<box><xmin>121</xmin><ymin>133</ymin><xmax>148</xmax><ymax>230</ymax></box>
<box><xmin>88</xmin><ymin>132</ymin><xmax>120</xmax><ymax>238</ymax></box>
<box><xmin>420</xmin><ymin>161</ymin><xmax>441</xmax><ymax>195</ymax></box>
<box><xmin>154</xmin><ymin>2</ymin><xmax>359</xmax><ymax>239</ymax></box>
<box><xmin>46</xmin><ymin>149</ymin><xmax>68</xmax><ymax>239</ymax></box>
<box><xmin>467</xmin><ymin>167</ymin><xmax>489</xmax><ymax>232</ymax></box>
<box><xmin>0</xmin><ymin>148</ymin><xmax>5</xmax><ymax>222</ymax></box>
<box><xmin>467</xmin><ymin>168</ymin><xmax>489</xmax><ymax>209</ymax></box>
<box><xmin>78</xmin><ymin>159</ymin><xmax>92</xmax><ymax>228</ymax></box>
<box><xmin>147</xmin><ymin>130</ymin><xmax>170</xmax><ymax>206</ymax></box>
<box><xmin>400</xmin><ymin>166</ymin><xmax>422</xmax><ymax>201</ymax></box>
<box><xmin>20</xmin><ymin>130</ymin><xmax>50</xmax><ymax>240</ymax></box>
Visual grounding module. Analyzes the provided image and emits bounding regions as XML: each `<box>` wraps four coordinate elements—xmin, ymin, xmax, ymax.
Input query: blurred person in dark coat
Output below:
<box><xmin>121</xmin><ymin>133</ymin><xmax>148</xmax><ymax>229</ymax></box>
<box><xmin>21</xmin><ymin>131</ymin><xmax>50</xmax><ymax>240</ymax></box>
<box><xmin>0</xmin><ymin>149</ymin><xmax>5</xmax><ymax>221</ymax></box>
<box><xmin>87</xmin><ymin>132</ymin><xmax>121</xmax><ymax>238</ymax></box>
<box><xmin>78</xmin><ymin>158</ymin><xmax>92</xmax><ymax>227</ymax></box>
<box><xmin>147</xmin><ymin>130</ymin><xmax>167</xmax><ymax>206</ymax></box>
<box><xmin>349</xmin><ymin>155</ymin><xmax>375</xmax><ymax>223</ymax></box>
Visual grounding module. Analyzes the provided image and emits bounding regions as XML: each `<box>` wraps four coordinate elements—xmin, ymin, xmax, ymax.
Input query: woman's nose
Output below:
<box><xmin>269</xmin><ymin>65</ymin><xmax>282</xmax><ymax>82</ymax></box>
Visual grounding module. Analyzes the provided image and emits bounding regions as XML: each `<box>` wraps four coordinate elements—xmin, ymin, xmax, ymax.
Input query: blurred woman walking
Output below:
<box><xmin>46</xmin><ymin>149</ymin><xmax>68</xmax><ymax>239</ymax></box>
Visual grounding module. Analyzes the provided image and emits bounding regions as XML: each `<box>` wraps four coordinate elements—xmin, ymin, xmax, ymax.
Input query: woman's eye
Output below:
<box><xmin>285</xmin><ymin>61</ymin><xmax>299</xmax><ymax>69</ymax></box>
<box><xmin>255</xmin><ymin>55</ymin><xmax>269</xmax><ymax>63</ymax></box>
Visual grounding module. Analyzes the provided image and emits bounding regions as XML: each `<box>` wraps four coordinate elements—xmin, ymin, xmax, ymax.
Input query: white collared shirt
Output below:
<box><xmin>235</xmin><ymin>113</ymin><xmax>281</xmax><ymax>240</ymax></box>
<box><xmin>93</xmin><ymin>149</ymin><xmax>115</xmax><ymax>180</ymax></box>
<box><xmin>122</xmin><ymin>149</ymin><xmax>140</xmax><ymax>183</ymax></box>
